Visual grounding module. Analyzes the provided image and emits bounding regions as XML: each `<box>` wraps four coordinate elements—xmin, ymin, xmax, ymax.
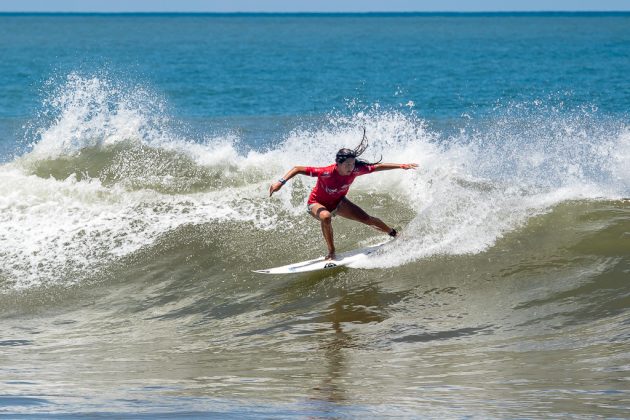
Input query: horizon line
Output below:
<box><xmin>1</xmin><ymin>10</ymin><xmax>629</xmax><ymax>15</ymax></box>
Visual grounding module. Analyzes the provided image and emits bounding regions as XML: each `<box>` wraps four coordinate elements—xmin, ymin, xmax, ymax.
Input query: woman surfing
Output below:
<box><xmin>269</xmin><ymin>129</ymin><xmax>417</xmax><ymax>260</ymax></box>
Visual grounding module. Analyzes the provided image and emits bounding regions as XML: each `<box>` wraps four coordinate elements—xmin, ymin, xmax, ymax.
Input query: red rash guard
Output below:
<box><xmin>304</xmin><ymin>163</ymin><xmax>375</xmax><ymax>211</ymax></box>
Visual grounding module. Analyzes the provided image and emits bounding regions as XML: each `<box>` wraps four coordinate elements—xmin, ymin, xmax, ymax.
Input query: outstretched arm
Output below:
<box><xmin>372</xmin><ymin>163</ymin><xmax>418</xmax><ymax>172</ymax></box>
<box><xmin>269</xmin><ymin>166</ymin><xmax>308</xmax><ymax>196</ymax></box>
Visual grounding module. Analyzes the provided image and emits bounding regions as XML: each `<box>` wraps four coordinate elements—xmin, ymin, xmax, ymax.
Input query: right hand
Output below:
<box><xmin>269</xmin><ymin>182</ymin><xmax>283</xmax><ymax>197</ymax></box>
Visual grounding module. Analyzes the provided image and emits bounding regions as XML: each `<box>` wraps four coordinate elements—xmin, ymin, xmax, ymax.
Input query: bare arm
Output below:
<box><xmin>269</xmin><ymin>166</ymin><xmax>308</xmax><ymax>197</ymax></box>
<box><xmin>372</xmin><ymin>163</ymin><xmax>418</xmax><ymax>172</ymax></box>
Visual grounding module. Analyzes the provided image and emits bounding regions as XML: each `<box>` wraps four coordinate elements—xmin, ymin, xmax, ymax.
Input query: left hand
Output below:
<box><xmin>400</xmin><ymin>163</ymin><xmax>418</xmax><ymax>170</ymax></box>
<box><xmin>269</xmin><ymin>181</ymin><xmax>283</xmax><ymax>197</ymax></box>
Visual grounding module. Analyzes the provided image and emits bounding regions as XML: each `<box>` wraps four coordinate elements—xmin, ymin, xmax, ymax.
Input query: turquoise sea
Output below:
<box><xmin>0</xmin><ymin>13</ymin><xmax>629</xmax><ymax>418</ymax></box>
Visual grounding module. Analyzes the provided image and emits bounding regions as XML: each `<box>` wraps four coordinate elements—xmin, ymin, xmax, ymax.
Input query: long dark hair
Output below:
<box><xmin>335</xmin><ymin>127</ymin><xmax>382</xmax><ymax>167</ymax></box>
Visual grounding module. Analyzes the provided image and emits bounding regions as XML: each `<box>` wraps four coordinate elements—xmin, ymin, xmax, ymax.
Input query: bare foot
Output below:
<box><xmin>325</xmin><ymin>252</ymin><xmax>336</xmax><ymax>260</ymax></box>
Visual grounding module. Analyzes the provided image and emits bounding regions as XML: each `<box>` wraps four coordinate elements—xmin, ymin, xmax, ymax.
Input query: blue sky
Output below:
<box><xmin>1</xmin><ymin>0</ymin><xmax>629</xmax><ymax>12</ymax></box>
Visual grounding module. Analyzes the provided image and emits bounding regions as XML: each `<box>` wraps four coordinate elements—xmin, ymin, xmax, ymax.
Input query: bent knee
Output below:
<box><xmin>319</xmin><ymin>211</ymin><xmax>333</xmax><ymax>223</ymax></box>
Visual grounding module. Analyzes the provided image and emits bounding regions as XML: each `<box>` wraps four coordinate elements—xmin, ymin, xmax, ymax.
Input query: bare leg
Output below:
<box><xmin>308</xmin><ymin>203</ymin><xmax>336</xmax><ymax>259</ymax></box>
<box><xmin>335</xmin><ymin>198</ymin><xmax>394</xmax><ymax>235</ymax></box>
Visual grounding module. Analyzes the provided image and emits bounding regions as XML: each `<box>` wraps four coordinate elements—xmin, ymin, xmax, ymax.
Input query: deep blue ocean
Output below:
<box><xmin>0</xmin><ymin>13</ymin><xmax>629</xmax><ymax>418</ymax></box>
<box><xmin>1</xmin><ymin>13</ymin><xmax>629</xmax><ymax>150</ymax></box>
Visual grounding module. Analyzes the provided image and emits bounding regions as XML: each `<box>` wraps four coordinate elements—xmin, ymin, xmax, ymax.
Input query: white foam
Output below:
<box><xmin>28</xmin><ymin>75</ymin><xmax>150</xmax><ymax>159</ymax></box>
<box><xmin>0</xmin><ymin>163</ymin><xmax>277</xmax><ymax>291</ymax></box>
<box><xmin>349</xmin><ymin>111</ymin><xmax>629</xmax><ymax>269</ymax></box>
<box><xmin>612</xmin><ymin>128</ymin><xmax>630</xmax><ymax>190</ymax></box>
<box><xmin>4</xmin><ymin>74</ymin><xmax>628</xmax><ymax>286</ymax></box>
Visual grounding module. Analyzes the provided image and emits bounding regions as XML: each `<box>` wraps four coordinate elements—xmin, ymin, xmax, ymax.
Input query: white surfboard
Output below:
<box><xmin>253</xmin><ymin>238</ymin><xmax>392</xmax><ymax>274</ymax></box>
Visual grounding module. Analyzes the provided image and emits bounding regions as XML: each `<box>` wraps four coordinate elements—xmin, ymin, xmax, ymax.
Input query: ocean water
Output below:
<box><xmin>0</xmin><ymin>12</ymin><xmax>629</xmax><ymax>418</ymax></box>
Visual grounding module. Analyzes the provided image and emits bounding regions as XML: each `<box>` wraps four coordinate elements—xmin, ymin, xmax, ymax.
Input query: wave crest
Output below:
<box><xmin>2</xmin><ymin>74</ymin><xmax>628</xmax><ymax>288</ymax></box>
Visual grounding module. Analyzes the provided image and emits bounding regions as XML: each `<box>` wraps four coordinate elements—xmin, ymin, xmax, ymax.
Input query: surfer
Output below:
<box><xmin>269</xmin><ymin>129</ymin><xmax>417</xmax><ymax>260</ymax></box>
